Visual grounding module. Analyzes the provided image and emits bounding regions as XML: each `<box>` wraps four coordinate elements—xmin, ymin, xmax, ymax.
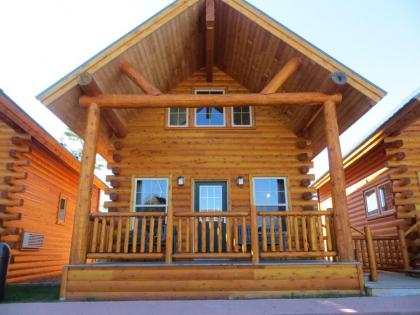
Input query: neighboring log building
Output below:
<box><xmin>315</xmin><ymin>92</ymin><xmax>420</xmax><ymax>266</ymax></box>
<box><xmin>0</xmin><ymin>91</ymin><xmax>106</xmax><ymax>284</ymax></box>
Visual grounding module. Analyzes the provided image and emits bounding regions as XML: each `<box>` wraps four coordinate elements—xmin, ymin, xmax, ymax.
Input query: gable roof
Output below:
<box><xmin>0</xmin><ymin>90</ymin><xmax>107</xmax><ymax>190</ymax></box>
<box><xmin>37</xmin><ymin>0</ymin><xmax>386</xmax><ymax>158</ymax></box>
<box><xmin>314</xmin><ymin>90</ymin><xmax>420</xmax><ymax>190</ymax></box>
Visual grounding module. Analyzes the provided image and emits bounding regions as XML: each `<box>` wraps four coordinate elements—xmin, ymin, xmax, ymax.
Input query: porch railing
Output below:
<box><xmin>86</xmin><ymin>209</ymin><xmax>336</xmax><ymax>262</ymax></box>
<box><xmin>173</xmin><ymin>211</ymin><xmax>251</xmax><ymax>259</ymax></box>
<box><xmin>87</xmin><ymin>212</ymin><xmax>166</xmax><ymax>260</ymax></box>
<box><xmin>259</xmin><ymin>210</ymin><xmax>336</xmax><ymax>259</ymax></box>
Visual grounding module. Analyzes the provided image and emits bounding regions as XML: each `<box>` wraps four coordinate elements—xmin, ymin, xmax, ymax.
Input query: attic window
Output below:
<box><xmin>57</xmin><ymin>196</ymin><xmax>67</xmax><ymax>224</ymax></box>
<box><xmin>194</xmin><ymin>90</ymin><xmax>225</xmax><ymax>127</ymax></box>
<box><xmin>232</xmin><ymin>106</ymin><xmax>252</xmax><ymax>127</ymax></box>
<box><xmin>168</xmin><ymin>108</ymin><xmax>188</xmax><ymax>127</ymax></box>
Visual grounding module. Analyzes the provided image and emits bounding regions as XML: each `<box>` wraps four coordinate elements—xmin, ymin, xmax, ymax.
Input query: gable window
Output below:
<box><xmin>57</xmin><ymin>196</ymin><xmax>67</xmax><ymax>224</ymax></box>
<box><xmin>252</xmin><ymin>177</ymin><xmax>288</xmax><ymax>211</ymax></box>
<box><xmin>133</xmin><ymin>178</ymin><xmax>168</xmax><ymax>212</ymax></box>
<box><xmin>232</xmin><ymin>106</ymin><xmax>252</xmax><ymax>127</ymax></box>
<box><xmin>194</xmin><ymin>90</ymin><xmax>225</xmax><ymax>127</ymax></box>
<box><xmin>363</xmin><ymin>181</ymin><xmax>394</xmax><ymax>217</ymax></box>
<box><xmin>168</xmin><ymin>108</ymin><xmax>188</xmax><ymax>127</ymax></box>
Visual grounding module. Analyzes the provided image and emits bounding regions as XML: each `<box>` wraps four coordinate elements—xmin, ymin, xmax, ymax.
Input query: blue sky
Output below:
<box><xmin>0</xmin><ymin>0</ymin><xmax>419</xmax><ymax>180</ymax></box>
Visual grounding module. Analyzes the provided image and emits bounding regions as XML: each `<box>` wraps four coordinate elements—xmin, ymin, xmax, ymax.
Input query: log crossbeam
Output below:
<box><xmin>78</xmin><ymin>73</ymin><xmax>128</xmax><ymax>138</ymax></box>
<box><xmin>261</xmin><ymin>57</ymin><xmax>302</xmax><ymax>94</ymax></box>
<box><xmin>120</xmin><ymin>61</ymin><xmax>162</xmax><ymax>96</ymax></box>
<box><xmin>79</xmin><ymin>93</ymin><xmax>342</xmax><ymax>109</ymax></box>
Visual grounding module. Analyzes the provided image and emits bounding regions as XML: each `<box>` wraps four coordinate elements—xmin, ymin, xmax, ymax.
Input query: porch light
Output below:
<box><xmin>177</xmin><ymin>176</ymin><xmax>185</xmax><ymax>186</ymax></box>
<box><xmin>236</xmin><ymin>176</ymin><xmax>244</xmax><ymax>186</ymax></box>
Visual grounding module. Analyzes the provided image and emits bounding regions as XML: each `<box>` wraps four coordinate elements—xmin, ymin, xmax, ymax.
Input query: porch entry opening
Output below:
<box><xmin>194</xmin><ymin>181</ymin><xmax>227</xmax><ymax>253</ymax></box>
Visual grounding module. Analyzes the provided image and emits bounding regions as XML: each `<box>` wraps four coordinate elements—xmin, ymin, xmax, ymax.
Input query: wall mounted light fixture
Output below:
<box><xmin>236</xmin><ymin>176</ymin><xmax>244</xmax><ymax>186</ymax></box>
<box><xmin>177</xmin><ymin>176</ymin><xmax>185</xmax><ymax>186</ymax></box>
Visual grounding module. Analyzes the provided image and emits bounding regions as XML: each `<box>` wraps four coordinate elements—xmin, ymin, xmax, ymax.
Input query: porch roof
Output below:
<box><xmin>36</xmin><ymin>0</ymin><xmax>386</xmax><ymax>160</ymax></box>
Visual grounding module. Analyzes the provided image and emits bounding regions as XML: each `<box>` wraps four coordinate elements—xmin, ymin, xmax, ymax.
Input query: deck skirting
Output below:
<box><xmin>60</xmin><ymin>261</ymin><xmax>364</xmax><ymax>300</ymax></box>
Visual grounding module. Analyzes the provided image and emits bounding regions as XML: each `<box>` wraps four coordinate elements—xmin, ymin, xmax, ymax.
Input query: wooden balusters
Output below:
<box><xmin>87</xmin><ymin>212</ymin><xmax>166</xmax><ymax>260</ymax></box>
<box><xmin>257</xmin><ymin>211</ymin><xmax>336</xmax><ymax>259</ymax></box>
<box><xmin>171</xmin><ymin>212</ymin><xmax>251</xmax><ymax>259</ymax></box>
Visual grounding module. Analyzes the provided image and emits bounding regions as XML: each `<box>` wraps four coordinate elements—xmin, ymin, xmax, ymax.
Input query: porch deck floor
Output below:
<box><xmin>78</xmin><ymin>259</ymin><xmax>356</xmax><ymax>268</ymax></box>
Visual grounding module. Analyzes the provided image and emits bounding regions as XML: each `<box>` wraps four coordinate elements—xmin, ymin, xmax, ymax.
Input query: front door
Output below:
<box><xmin>194</xmin><ymin>181</ymin><xmax>227</xmax><ymax>252</ymax></box>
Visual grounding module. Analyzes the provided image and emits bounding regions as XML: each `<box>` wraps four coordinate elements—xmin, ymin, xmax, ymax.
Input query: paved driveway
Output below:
<box><xmin>1</xmin><ymin>296</ymin><xmax>420</xmax><ymax>315</ymax></box>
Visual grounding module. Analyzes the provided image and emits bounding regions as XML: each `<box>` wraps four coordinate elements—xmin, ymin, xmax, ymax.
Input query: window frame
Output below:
<box><xmin>194</xmin><ymin>89</ymin><xmax>226</xmax><ymax>128</ymax></box>
<box><xmin>132</xmin><ymin>177</ymin><xmax>169</xmax><ymax>213</ymax></box>
<box><xmin>231</xmin><ymin>106</ymin><xmax>253</xmax><ymax>127</ymax></box>
<box><xmin>167</xmin><ymin>107</ymin><xmax>189</xmax><ymax>128</ymax></box>
<box><xmin>251</xmin><ymin>176</ymin><xmax>289</xmax><ymax>211</ymax></box>
<box><xmin>56</xmin><ymin>195</ymin><xmax>67</xmax><ymax>224</ymax></box>
<box><xmin>363</xmin><ymin>180</ymin><xmax>394</xmax><ymax>218</ymax></box>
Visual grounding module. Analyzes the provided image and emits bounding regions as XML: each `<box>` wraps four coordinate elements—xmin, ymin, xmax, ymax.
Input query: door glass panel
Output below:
<box><xmin>199</xmin><ymin>185</ymin><xmax>223</xmax><ymax>212</ymax></box>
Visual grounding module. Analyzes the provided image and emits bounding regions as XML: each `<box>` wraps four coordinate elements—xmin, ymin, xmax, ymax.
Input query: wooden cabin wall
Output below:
<box><xmin>0</xmin><ymin>119</ymin><xmax>101</xmax><ymax>284</ymax></box>
<box><xmin>385</xmin><ymin>118</ymin><xmax>420</xmax><ymax>222</ymax></box>
<box><xmin>106</xmin><ymin>68</ymin><xmax>316</xmax><ymax>213</ymax></box>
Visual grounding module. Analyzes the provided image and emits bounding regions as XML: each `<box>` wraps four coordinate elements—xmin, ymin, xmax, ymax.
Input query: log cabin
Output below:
<box><xmin>315</xmin><ymin>92</ymin><xmax>420</xmax><ymax>275</ymax></box>
<box><xmin>36</xmin><ymin>0</ymin><xmax>387</xmax><ymax>300</ymax></box>
<box><xmin>0</xmin><ymin>90</ymin><xmax>106</xmax><ymax>284</ymax></box>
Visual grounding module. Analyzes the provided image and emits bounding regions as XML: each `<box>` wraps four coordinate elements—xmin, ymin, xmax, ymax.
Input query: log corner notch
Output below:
<box><xmin>323</xmin><ymin>99</ymin><xmax>354</xmax><ymax>261</ymax></box>
<box><xmin>206</xmin><ymin>0</ymin><xmax>215</xmax><ymax>82</ymax></box>
<box><xmin>78</xmin><ymin>73</ymin><xmax>127</xmax><ymax>138</ymax></box>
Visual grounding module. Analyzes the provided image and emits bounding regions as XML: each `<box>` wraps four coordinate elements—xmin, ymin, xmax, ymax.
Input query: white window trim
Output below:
<box><xmin>252</xmin><ymin>177</ymin><xmax>289</xmax><ymax>210</ymax></box>
<box><xmin>231</xmin><ymin>106</ymin><xmax>253</xmax><ymax>127</ymax></box>
<box><xmin>132</xmin><ymin>177</ymin><xmax>169</xmax><ymax>213</ymax></box>
<box><xmin>167</xmin><ymin>108</ymin><xmax>189</xmax><ymax>128</ymax></box>
<box><xmin>194</xmin><ymin>89</ymin><xmax>226</xmax><ymax>128</ymax></box>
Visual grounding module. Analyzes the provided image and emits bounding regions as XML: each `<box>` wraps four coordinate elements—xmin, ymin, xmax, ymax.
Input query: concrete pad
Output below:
<box><xmin>366</xmin><ymin>271</ymin><xmax>420</xmax><ymax>297</ymax></box>
<box><xmin>1</xmin><ymin>296</ymin><xmax>420</xmax><ymax>315</ymax></box>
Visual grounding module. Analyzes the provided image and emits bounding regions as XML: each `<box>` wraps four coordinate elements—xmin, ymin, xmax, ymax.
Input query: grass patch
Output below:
<box><xmin>2</xmin><ymin>285</ymin><xmax>60</xmax><ymax>303</ymax></box>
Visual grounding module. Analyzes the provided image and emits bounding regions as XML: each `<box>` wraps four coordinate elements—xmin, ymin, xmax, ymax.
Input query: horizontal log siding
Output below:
<box><xmin>107</xmin><ymin>68</ymin><xmax>316</xmax><ymax>214</ymax></box>
<box><xmin>0</xmin><ymin>119</ymin><xmax>101</xmax><ymax>284</ymax></box>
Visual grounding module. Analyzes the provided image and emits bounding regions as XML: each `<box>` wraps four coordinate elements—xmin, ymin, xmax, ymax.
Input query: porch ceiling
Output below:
<box><xmin>37</xmin><ymin>0</ymin><xmax>386</xmax><ymax>160</ymax></box>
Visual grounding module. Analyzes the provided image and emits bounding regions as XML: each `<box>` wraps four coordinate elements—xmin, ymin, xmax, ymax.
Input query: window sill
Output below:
<box><xmin>366</xmin><ymin>209</ymin><xmax>396</xmax><ymax>221</ymax></box>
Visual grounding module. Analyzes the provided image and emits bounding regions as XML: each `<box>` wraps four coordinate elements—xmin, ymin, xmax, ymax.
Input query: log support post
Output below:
<box><xmin>398</xmin><ymin>227</ymin><xmax>410</xmax><ymax>271</ymax></box>
<box><xmin>69</xmin><ymin>103</ymin><xmax>101</xmax><ymax>264</ymax></box>
<box><xmin>323</xmin><ymin>99</ymin><xmax>354</xmax><ymax>261</ymax></box>
<box><xmin>165</xmin><ymin>203</ymin><xmax>174</xmax><ymax>264</ymax></box>
<box><xmin>250</xmin><ymin>205</ymin><xmax>259</xmax><ymax>264</ymax></box>
<box><xmin>364</xmin><ymin>226</ymin><xmax>378</xmax><ymax>282</ymax></box>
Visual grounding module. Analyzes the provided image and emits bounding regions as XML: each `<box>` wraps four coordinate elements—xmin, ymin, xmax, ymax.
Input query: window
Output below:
<box><xmin>57</xmin><ymin>196</ymin><xmax>67</xmax><ymax>224</ymax></box>
<box><xmin>168</xmin><ymin>108</ymin><xmax>188</xmax><ymax>127</ymax></box>
<box><xmin>252</xmin><ymin>177</ymin><xmax>288</xmax><ymax>211</ymax></box>
<box><xmin>232</xmin><ymin>106</ymin><xmax>252</xmax><ymax>127</ymax></box>
<box><xmin>363</xmin><ymin>181</ymin><xmax>394</xmax><ymax>217</ymax></box>
<box><xmin>133</xmin><ymin>178</ymin><xmax>168</xmax><ymax>212</ymax></box>
<box><xmin>194</xmin><ymin>90</ymin><xmax>225</xmax><ymax>127</ymax></box>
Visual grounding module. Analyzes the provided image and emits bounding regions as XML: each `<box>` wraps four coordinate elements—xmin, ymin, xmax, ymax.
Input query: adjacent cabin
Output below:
<box><xmin>315</xmin><ymin>92</ymin><xmax>420</xmax><ymax>274</ymax></box>
<box><xmin>0</xmin><ymin>91</ymin><xmax>106</xmax><ymax>284</ymax></box>
<box><xmin>37</xmin><ymin>0</ymin><xmax>386</xmax><ymax>300</ymax></box>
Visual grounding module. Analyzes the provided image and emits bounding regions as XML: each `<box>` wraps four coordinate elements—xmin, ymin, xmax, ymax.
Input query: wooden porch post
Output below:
<box><xmin>250</xmin><ymin>205</ymin><xmax>260</xmax><ymax>264</ymax></box>
<box><xmin>69</xmin><ymin>103</ymin><xmax>101</xmax><ymax>264</ymax></box>
<box><xmin>323</xmin><ymin>100</ymin><xmax>354</xmax><ymax>261</ymax></box>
